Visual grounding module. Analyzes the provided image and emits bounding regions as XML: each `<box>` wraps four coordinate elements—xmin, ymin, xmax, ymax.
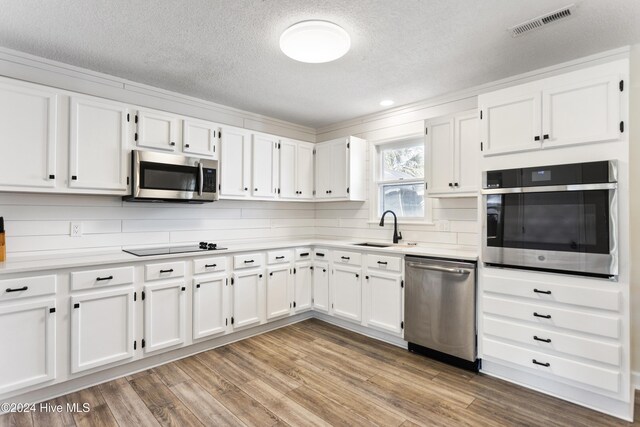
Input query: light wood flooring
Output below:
<box><xmin>1</xmin><ymin>318</ymin><xmax>638</xmax><ymax>426</ymax></box>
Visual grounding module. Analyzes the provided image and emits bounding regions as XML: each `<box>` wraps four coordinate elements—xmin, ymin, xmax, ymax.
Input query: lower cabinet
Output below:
<box><xmin>332</xmin><ymin>265</ymin><xmax>362</xmax><ymax>322</ymax></box>
<box><xmin>0</xmin><ymin>299</ymin><xmax>56</xmax><ymax>393</ymax></box>
<box><xmin>312</xmin><ymin>262</ymin><xmax>330</xmax><ymax>313</ymax></box>
<box><xmin>365</xmin><ymin>272</ymin><xmax>403</xmax><ymax>335</ymax></box>
<box><xmin>266</xmin><ymin>266</ymin><xmax>291</xmax><ymax>320</ymax></box>
<box><xmin>193</xmin><ymin>275</ymin><xmax>228</xmax><ymax>340</ymax></box>
<box><xmin>71</xmin><ymin>288</ymin><xmax>134</xmax><ymax>373</ymax></box>
<box><xmin>293</xmin><ymin>262</ymin><xmax>312</xmax><ymax>312</ymax></box>
<box><xmin>232</xmin><ymin>270</ymin><xmax>263</xmax><ymax>329</ymax></box>
<box><xmin>143</xmin><ymin>282</ymin><xmax>186</xmax><ymax>353</ymax></box>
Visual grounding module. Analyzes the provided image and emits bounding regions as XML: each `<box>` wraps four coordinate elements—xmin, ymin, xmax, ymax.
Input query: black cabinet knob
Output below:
<box><xmin>244</xmin><ymin>187</ymin><xmax>248</xmax><ymax>191</ymax></box>
<box><xmin>185</xmin><ymin>144</ymin><xmax>190</xmax><ymax>148</ymax></box>
<box><xmin>254</xmin><ymin>188</ymin><xmax>258</xmax><ymax>191</ymax></box>
<box><xmin>170</xmin><ymin>142</ymin><xmax>176</xmax><ymax>146</ymax></box>
<box><xmin>534</xmin><ymin>135</ymin><xmax>541</xmax><ymax>141</ymax></box>
<box><xmin>543</xmin><ymin>134</ymin><xmax>549</xmax><ymax>140</ymax></box>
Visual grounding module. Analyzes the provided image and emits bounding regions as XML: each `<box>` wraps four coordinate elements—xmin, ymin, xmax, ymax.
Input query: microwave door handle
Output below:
<box><xmin>198</xmin><ymin>162</ymin><xmax>203</xmax><ymax>196</ymax></box>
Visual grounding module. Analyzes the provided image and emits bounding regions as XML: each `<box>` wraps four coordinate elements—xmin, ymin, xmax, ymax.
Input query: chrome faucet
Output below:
<box><xmin>379</xmin><ymin>210</ymin><xmax>402</xmax><ymax>244</ymax></box>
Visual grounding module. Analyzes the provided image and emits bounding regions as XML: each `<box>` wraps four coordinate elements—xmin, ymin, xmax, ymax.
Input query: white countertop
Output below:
<box><xmin>0</xmin><ymin>239</ymin><xmax>478</xmax><ymax>275</ymax></box>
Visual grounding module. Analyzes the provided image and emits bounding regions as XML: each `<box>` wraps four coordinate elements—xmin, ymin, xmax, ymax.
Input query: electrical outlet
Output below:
<box><xmin>70</xmin><ymin>222</ymin><xmax>82</xmax><ymax>237</ymax></box>
<box><xmin>436</xmin><ymin>220</ymin><xmax>450</xmax><ymax>232</ymax></box>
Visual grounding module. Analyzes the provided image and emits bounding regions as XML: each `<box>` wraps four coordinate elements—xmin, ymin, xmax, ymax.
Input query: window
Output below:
<box><xmin>375</xmin><ymin>138</ymin><xmax>426</xmax><ymax>220</ymax></box>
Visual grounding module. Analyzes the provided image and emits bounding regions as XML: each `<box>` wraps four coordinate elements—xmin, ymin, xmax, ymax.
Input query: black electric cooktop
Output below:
<box><xmin>123</xmin><ymin>242</ymin><xmax>227</xmax><ymax>257</ymax></box>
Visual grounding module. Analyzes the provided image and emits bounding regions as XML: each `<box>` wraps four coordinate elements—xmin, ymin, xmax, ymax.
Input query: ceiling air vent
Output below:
<box><xmin>509</xmin><ymin>4</ymin><xmax>576</xmax><ymax>37</ymax></box>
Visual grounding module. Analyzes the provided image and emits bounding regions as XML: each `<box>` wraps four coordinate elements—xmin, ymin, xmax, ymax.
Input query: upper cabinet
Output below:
<box><xmin>479</xmin><ymin>60</ymin><xmax>625</xmax><ymax>156</ymax></box>
<box><xmin>426</xmin><ymin>110</ymin><xmax>479</xmax><ymax>196</ymax></box>
<box><xmin>135</xmin><ymin>108</ymin><xmax>180</xmax><ymax>152</ymax></box>
<box><xmin>182</xmin><ymin>118</ymin><xmax>219</xmax><ymax>158</ymax></box>
<box><xmin>251</xmin><ymin>133</ymin><xmax>279</xmax><ymax>198</ymax></box>
<box><xmin>315</xmin><ymin>136</ymin><xmax>366</xmax><ymax>201</ymax></box>
<box><xmin>0</xmin><ymin>79</ymin><xmax>58</xmax><ymax>190</ymax></box>
<box><xmin>279</xmin><ymin>138</ymin><xmax>314</xmax><ymax>200</ymax></box>
<box><xmin>219</xmin><ymin>126</ymin><xmax>251</xmax><ymax>197</ymax></box>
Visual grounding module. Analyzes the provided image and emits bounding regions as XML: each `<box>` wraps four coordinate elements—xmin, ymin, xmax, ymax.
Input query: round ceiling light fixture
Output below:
<box><xmin>280</xmin><ymin>20</ymin><xmax>351</xmax><ymax>63</ymax></box>
<box><xmin>379</xmin><ymin>100</ymin><xmax>395</xmax><ymax>107</ymax></box>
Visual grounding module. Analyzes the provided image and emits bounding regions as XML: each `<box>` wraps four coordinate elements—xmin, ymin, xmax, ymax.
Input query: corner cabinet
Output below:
<box><xmin>479</xmin><ymin>59</ymin><xmax>626</xmax><ymax>156</ymax></box>
<box><xmin>315</xmin><ymin>136</ymin><xmax>366</xmax><ymax>201</ymax></box>
<box><xmin>426</xmin><ymin>110</ymin><xmax>479</xmax><ymax>196</ymax></box>
<box><xmin>279</xmin><ymin>138</ymin><xmax>315</xmax><ymax>200</ymax></box>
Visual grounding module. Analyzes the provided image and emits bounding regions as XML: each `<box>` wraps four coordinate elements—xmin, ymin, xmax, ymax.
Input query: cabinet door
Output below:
<box><xmin>366</xmin><ymin>272</ymin><xmax>402</xmax><ymax>335</ymax></box>
<box><xmin>266</xmin><ymin>266</ymin><xmax>290</xmax><ymax>319</ymax></box>
<box><xmin>542</xmin><ymin>75</ymin><xmax>621</xmax><ymax>148</ymax></box>
<box><xmin>137</xmin><ymin>109</ymin><xmax>180</xmax><ymax>152</ymax></box>
<box><xmin>0</xmin><ymin>299</ymin><xmax>55</xmax><ymax>394</ymax></box>
<box><xmin>69</xmin><ymin>97</ymin><xmax>128</xmax><ymax>192</ymax></box>
<box><xmin>427</xmin><ymin>118</ymin><xmax>455</xmax><ymax>195</ymax></box>
<box><xmin>220</xmin><ymin>127</ymin><xmax>250</xmax><ymax>197</ymax></box>
<box><xmin>332</xmin><ymin>266</ymin><xmax>362</xmax><ymax>322</ymax></box>
<box><xmin>183</xmin><ymin>118</ymin><xmax>218</xmax><ymax>158</ymax></box>
<box><xmin>279</xmin><ymin>139</ymin><xmax>297</xmax><ymax>199</ymax></box>
<box><xmin>314</xmin><ymin>143</ymin><xmax>332</xmax><ymax>199</ymax></box>
<box><xmin>71</xmin><ymin>288</ymin><xmax>134</xmax><ymax>373</ymax></box>
<box><xmin>296</xmin><ymin>142</ymin><xmax>315</xmax><ymax>199</ymax></box>
<box><xmin>252</xmin><ymin>133</ymin><xmax>278</xmax><ymax>198</ymax></box>
<box><xmin>455</xmin><ymin>112</ymin><xmax>480</xmax><ymax>193</ymax></box>
<box><xmin>144</xmin><ymin>282</ymin><xmax>186</xmax><ymax>353</ymax></box>
<box><xmin>312</xmin><ymin>262</ymin><xmax>330</xmax><ymax>313</ymax></box>
<box><xmin>294</xmin><ymin>262</ymin><xmax>312</xmax><ymax>312</ymax></box>
<box><xmin>232</xmin><ymin>270</ymin><xmax>262</xmax><ymax>328</ymax></box>
<box><xmin>330</xmin><ymin>139</ymin><xmax>349</xmax><ymax>199</ymax></box>
<box><xmin>0</xmin><ymin>80</ymin><xmax>57</xmax><ymax>189</ymax></box>
<box><xmin>480</xmin><ymin>90</ymin><xmax>541</xmax><ymax>155</ymax></box>
<box><xmin>193</xmin><ymin>276</ymin><xmax>227</xmax><ymax>340</ymax></box>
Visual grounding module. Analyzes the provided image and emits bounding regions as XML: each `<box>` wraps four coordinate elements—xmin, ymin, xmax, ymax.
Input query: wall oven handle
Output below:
<box><xmin>406</xmin><ymin>263</ymin><xmax>471</xmax><ymax>275</ymax></box>
<box><xmin>481</xmin><ymin>182</ymin><xmax>617</xmax><ymax>195</ymax></box>
<box><xmin>198</xmin><ymin>162</ymin><xmax>203</xmax><ymax>196</ymax></box>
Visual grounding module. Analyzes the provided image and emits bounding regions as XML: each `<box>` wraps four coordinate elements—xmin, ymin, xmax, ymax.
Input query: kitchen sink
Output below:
<box><xmin>352</xmin><ymin>242</ymin><xmax>392</xmax><ymax>248</ymax></box>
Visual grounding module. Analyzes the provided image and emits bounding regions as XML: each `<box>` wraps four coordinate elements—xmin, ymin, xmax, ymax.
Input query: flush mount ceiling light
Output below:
<box><xmin>379</xmin><ymin>100</ymin><xmax>394</xmax><ymax>107</ymax></box>
<box><xmin>280</xmin><ymin>20</ymin><xmax>351</xmax><ymax>63</ymax></box>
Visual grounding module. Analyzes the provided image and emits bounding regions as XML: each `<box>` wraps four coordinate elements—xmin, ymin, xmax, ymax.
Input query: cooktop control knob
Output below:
<box><xmin>208</xmin><ymin>243</ymin><xmax>217</xmax><ymax>250</ymax></box>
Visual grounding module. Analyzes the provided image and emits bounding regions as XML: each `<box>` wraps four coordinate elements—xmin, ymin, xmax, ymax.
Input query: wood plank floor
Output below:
<box><xmin>1</xmin><ymin>318</ymin><xmax>638</xmax><ymax>427</ymax></box>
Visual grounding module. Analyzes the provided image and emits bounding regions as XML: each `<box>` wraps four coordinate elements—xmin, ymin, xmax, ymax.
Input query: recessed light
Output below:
<box><xmin>380</xmin><ymin>100</ymin><xmax>394</xmax><ymax>107</ymax></box>
<box><xmin>280</xmin><ymin>20</ymin><xmax>351</xmax><ymax>63</ymax></box>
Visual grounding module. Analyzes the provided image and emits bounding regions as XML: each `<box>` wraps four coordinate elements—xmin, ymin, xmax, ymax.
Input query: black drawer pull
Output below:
<box><xmin>244</xmin><ymin>260</ymin><xmax>254</xmax><ymax>264</ymax></box>
<box><xmin>533</xmin><ymin>312</ymin><xmax>551</xmax><ymax>319</ymax></box>
<box><xmin>299</xmin><ymin>252</ymin><xmax>309</xmax><ymax>257</ymax></box>
<box><xmin>377</xmin><ymin>261</ymin><xmax>388</xmax><ymax>265</ymax></box>
<box><xmin>6</xmin><ymin>286</ymin><xmax>28</xmax><ymax>293</ymax></box>
<box><xmin>316</xmin><ymin>253</ymin><xmax>325</xmax><ymax>257</ymax></box>
<box><xmin>205</xmin><ymin>264</ymin><xmax>217</xmax><ymax>268</ymax></box>
<box><xmin>160</xmin><ymin>269</ymin><xmax>174</xmax><ymax>273</ymax></box>
<box><xmin>96</xmin><ymin>276</ymin><xmax>113</xmax><ymax>281</ymax></box>
<box><xmin>533</xmin><ymin>288</ymin><xmax>552</xmax><ymax>295</ymax></box>
<box><xmin>341</xmin><ymin>256</ymin><xmax>350</xmax><ymax>260</ymax></box>
<box><xmin>533</xmin><ymin>336</ymin><xmax>551</xmax><ymax>343</ymax></box>
<box><xmin>532</xmin><ymin>359</ymin><xmax>550</xmax><ymax>367</ymax></box>
<box><xmin>275</xmin><ymin>256</ymin><xmax>285</xmax><ymax>260</ymax></box>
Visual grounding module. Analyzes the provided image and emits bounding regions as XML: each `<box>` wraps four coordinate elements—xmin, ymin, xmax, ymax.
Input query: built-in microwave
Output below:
<box><xmin>124</xmin><ymin>150</ymin><xmax>218</xmax><ymax>203</ymax></box>
<box><xmin>482</xmin><ymin>161</ymin><xmax>617</xmax><ymax>278</ymax></box>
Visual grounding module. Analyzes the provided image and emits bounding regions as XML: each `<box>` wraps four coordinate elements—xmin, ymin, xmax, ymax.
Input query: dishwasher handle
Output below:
<box><xmin>406</xmin><ymin>262</ymin><xmax>471</xmax><ymax>275</ymax></box>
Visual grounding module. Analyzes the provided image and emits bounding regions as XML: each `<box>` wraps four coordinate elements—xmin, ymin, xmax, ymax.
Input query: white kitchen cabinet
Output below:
<box><xmin>0</xmin><ymin>78</ymin><xmax>58</xmax><ymax>189</ymax></box>
<box><xmin>293</xmin><ymin>262</ymin><xmax>312</xmax><ymax>312</ymax></box>
<box><xmin>136</xmin><ymin>108</ymin><xmax>180</xmax><ymax>152</ymax></box>
<box><xmin>296</xmin><ymin>142</ymin><xmax>315</xmax><ymax>198</ymax></box>
<box><xmin>0</xmin><ymin>299</ymin><xmax>56</xmax><ymax>394</ymax></box>
<box><xmin>143</xmin><ymin>282</ymin><xmax>186</xmax><ymax>353</ymax></box>
<box><xmin>232</xmin><ymin>270</ymin><xmax>262</xmax><ymax>329</ymax></box>
<box><xmin>365</xmin><ymin>272</ymin><xmax>403</xmax><ymax>335</ymax></box>
<box><xmin>266</xmin><ymin>265</ymin><xmax>290</xmax><ymax>319</ymax></box>
<box><xmin>193</xmin><ymin>275</ymin><xmax>228</xmax><ymax>340</ymax></box>
<box><xmin>71</xmin><ymin>288</ymin><xmax>134</xmax><ymax>373</ymax></box>
<box><xmin>251</xmin><ymin>133</ymin><xmax>278</xmax><ymax>198</ymax></box>
<box><xmin>69</xmin><ymin>96</ymin><xmax>129</xmax><ymax>193</ymax></box>
<box><xmin>315</xmin><ymin>136</ymin><xmax>366</xmax><ymax>201</ymax></box>
<box><xmin>220</xmin><ymin>126</ymin><xmax>251</xmax><ymax>197</ymax></box>
<box><xmin>332</xmin><ymin>265</ymin><xmax>362</xmax><ymax>322</ymax></box>
<box><xmin>426</xmin><ymin>110</ymin><xmax>479</xmax><ymax>196</ymax></box>
<box><xmin>312</xmin><ymin>262</ymin><xmax>330</xmax><ymax>313</ymax></box>
<box><xmin>279</xmin><ymin>139</ymin><xmax>315</xmax><ymax>200</ymax></box>
<box><xmin>183</xmin><ymin>118</ymin><xmax>219</xmax><ymax>158</ymax></box>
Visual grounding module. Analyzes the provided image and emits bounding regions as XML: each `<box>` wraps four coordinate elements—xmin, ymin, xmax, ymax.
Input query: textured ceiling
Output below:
<box><xmin>1</xmin><ymin>1</ymin><xmax>640</xmax><ymax>128</ymax></box>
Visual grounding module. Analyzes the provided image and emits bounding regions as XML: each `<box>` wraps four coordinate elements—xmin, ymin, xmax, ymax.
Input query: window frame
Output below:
<box><xmin>369</xmin><ymin>134</ymin><xmax>432</xmax><ymax>224</ymax></box>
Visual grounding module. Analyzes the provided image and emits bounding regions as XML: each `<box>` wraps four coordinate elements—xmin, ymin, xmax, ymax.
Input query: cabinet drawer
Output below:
<box><xmin>0</xmin><ymin>275</ymin><xmax>56</xmax><ymax>301</ymax></box>
<box><xmin>483</xmin><ymin>295</ymin><xmax>620</xmax><ymax>339</ymax></box>
<box><xmin>483</xmin><ymin>316</ymin><xmax>621</xmax><ymax>366</ymax></box>
<box><xmin>71</xmin><ymin>267</ymin><xmax>134</xmax><ymax>291</ymax></box>
<box><xmin>193</xmin><ymin>257</ymin><xmax>227</xmax><ymax>275</ymax></box>
<box><xmin>234</xmin><ymin>253</ymin><xmax>264</xmax><ymax>269</ymax></box>
<box><xmin>366</xmin><ymin>254</ymin><xmax>401</xmax><ymax>272</ymax></box>
<box><xmin>267</xmin><ymin>250</ymin><xmax>292</xmax><ymax>264</ymax></box>
<box><xmin>145</xmin><ymin>261</ymin><xmax>185</xmax><ymax>281</ymax></box>
<box><xmin>482</xmin><ymin>337</ymin><xmax>620</xmax><ymax>393</ymax></box>
<box><xmin>295</xmin><ymin>248</ymin><xmax>312</xmax><ymax>261</ymax></box>
<box><xmin>333</xmin><ymin>250</ymin><xmax>361</xmax><ymax>266</ymax></box>
<box><xmin>483</xmin><ymin>272</ymin><xmax>620</xmax><ymax>312</ymax></box>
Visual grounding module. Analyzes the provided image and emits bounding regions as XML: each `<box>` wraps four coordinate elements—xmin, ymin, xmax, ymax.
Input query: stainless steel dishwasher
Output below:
<box><xmin>404</xmin><ymin>256</ymin><xmax>479</xmax><ymax>371</ymax></box>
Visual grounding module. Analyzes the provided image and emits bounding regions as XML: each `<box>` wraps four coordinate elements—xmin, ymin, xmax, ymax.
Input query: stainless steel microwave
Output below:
<box><xmin>482</xmin><ymin>161</ymin><xmax>617</xmax><ymax>278</ymax></box>
<box><xmin>124</xmin><ymin>150</ymin><xmax>218</xmax><ymax>203</ymax></box>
